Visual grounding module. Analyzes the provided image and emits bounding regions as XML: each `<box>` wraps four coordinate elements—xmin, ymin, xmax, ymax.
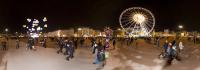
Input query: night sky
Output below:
<box><xmin>0</xmin><ymin>0</ymin><xmax>199</xmax><ymax>33</ymax></box>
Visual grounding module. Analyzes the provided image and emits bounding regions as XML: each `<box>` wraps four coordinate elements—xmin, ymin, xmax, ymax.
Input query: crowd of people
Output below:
<box><xmin>55</xmin><ymin>37</ymin><xmax>110</xmax><ymax>70</ymax></box>
<box><xmin>159</xmin><ymin>39</ymin><xmax>184</xmax><ymax>67</ymax></box>
<box><xmin>56</xmin><ymin>38</ymin><xmax>75</xmax><ymax>61</ymax></box>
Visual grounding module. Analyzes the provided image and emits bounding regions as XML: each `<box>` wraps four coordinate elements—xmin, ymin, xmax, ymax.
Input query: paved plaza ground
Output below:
<box><xmin>0</xmin><ymin>38</ymin><xmax>199</xmax><ymax>70</ymax></box>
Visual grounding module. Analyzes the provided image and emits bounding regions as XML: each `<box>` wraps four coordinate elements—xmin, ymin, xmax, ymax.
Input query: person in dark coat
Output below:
<box><xmin>66</xmin><ymin>40</ymin><xmax>75</xmax><ymax>61</ymax></box>
<box><xmin>57</xmin><ymin>38</ymin><xmax>64</xmax><ymax>54</ymax></box>
<box><xmin>80</xmin><ymin>38</ymin><xmax>84</xmax><ymax>47</ymax></box>
<box><xmin>163</xmin><ymin>40</ymin><xmax>168</xmax><ymax>53</ymax></box>
<box><xmin>171</xmin><ymin>40</ymin><xmax>176</xmax><ymax>47</ymax></box>
<box><xmin>27</xmin><ymin>38</ymin><xmax>33</xmax><ymax>50</ymax></box>
<box><xmin>74</xmin><ymin>38</ymin><xmax>78</xmax><ymax>49</ymax></box>
<box><xmin>41</xmin><ymin>39</ymin><xmax>47</xmax><ymax>48</ymax></box>
<box><xmin>92</xmin><ymin>41</ymin><xmax>98</xmax><ymax>54</ymax></box>
<box><xmin>69</xmin><ymin>40</ymin><xmax>75</xmax><ymax>57</ymax></box>
<box><xmin>112</xmin><ymin>39</ymin><xmax>116</xmax><ymax>50</ymax></box>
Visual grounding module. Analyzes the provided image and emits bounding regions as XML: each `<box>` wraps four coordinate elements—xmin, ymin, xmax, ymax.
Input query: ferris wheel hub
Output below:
<box><xmin>132</xmin><ymin>14</ymin><xmax>146</xmax><ymax>24</ymax></box>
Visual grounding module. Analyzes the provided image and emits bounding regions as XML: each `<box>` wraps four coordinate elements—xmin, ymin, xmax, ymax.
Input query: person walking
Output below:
<box><xmin>74</xmin><ymin>38</ymin><xmax>78</xmax><ymax>49</ymax></box>
<box><xmin>27</xmin><ymin>39</ymin><xmax>33</xmax><ymax>50</ymax></box>
<box><xmin>167</xmin><ymin>43</ymin><xmax>172</xmax><ymax>57</ymax></box>
<box><xmin>41</xmin><ymin>38</ymin><xmax>47</xmax><ymax>48</ymax></box>
<box><xmin>112</xmin><ymin>39</ymin><xmax>116</xmax><ymax>50</ymax></box>
<box><xmin>92</xmin><ymin>42</ymin><xmax>99</xmax><ymax>64</ymax></box>
<box><xmin>2</xmin><ymin>41</ymin><xmax>7</xmax><ymax>51</ymax></box>
<box><xmin>91</xmin><ymin>38</ymin><xmax>95</xmax><ymax>47</ymax></box>
<box><xmin>69</xmin><ymin>40</ymin><xmax>75</xmax><ymax>57</ymax></box>
<box><xmin>30</xmin><ymin>38</ymin><xmax>36</xmax><ymax>51</ymax></box>
<box><xmin>80</xmin><ymin>38</ymin><xmax>84</xmax><ymax>47</ymax></box>
<box><xmin>171</xmin><ymin>40</ymin><xmax>177</xmax><ymax>53</ymax></box>
<box><xmin>57</xmin><ymin>38</ymin><xmax>64</xmax><ymax>54</ymax></box>
<box><xmin>92</xmin><ymin>42</ymin><xmax>98</xmax><ymax>54</ymax></box>
<box><xmin>96</xmin><ymin>49</ymin><xmax>107</xmax><ymax>70</ymax></box>
<box><xmin>159</xmin><ymin>40</ymin><xmax>169</xmax><ymax>59</ymax></box>
<box><xmin>66</xmin><ymin>40</ymin><xmax>74</xmax><ymax>61</ymax></box>
<box><xmin>163</xmin><ymin>40</ymin><xmax>168</xmax><ymax>53</ymax></box>
<box><xmin>16</xmin><ymin>39</ymin><xmax>20</xmax><ymax>49</ymax></box>
<box><xmin>157</xmin><ymin>38</ymin><xmax>160</xmax><ymax>47</ymax></box>
<box><xmin>178</xmin><ymin>41</ymin><xmax>184</xmax><ymax>53</ymax></box>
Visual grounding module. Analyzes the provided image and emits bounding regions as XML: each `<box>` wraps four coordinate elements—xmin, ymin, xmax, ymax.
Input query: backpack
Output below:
<box><xmin>98</xmin><ymin>52</ymin><xmax>105</xmax><ymax>61</ymax></box>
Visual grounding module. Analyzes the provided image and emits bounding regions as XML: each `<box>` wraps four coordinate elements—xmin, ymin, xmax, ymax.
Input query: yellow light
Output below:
<box><xmin>132</xmin><ymin>14</ymin><xmax>146</xmax><ymax>24</ymax></box>
<box><xmin>62</xmin><ymin>35</ymin><xmax>66</xmax><ymax>37</ymax></box>
<box><xmin>117</xmin><ymin>28</ymin><xmax>121</xmax><ymax>31</ymax></box>
<box><xmin>57</xmin><ymin>30</ymin><xmax>61</xmax><ymax>37</ymax></box>
<box><xmin>78</xmin><ymin>28</ymin><xmax>82</xmax><ymax>31</ymax></box>
<box><xmin>74</xmin><ymin>34</ymin><xmax>78</xmax><ymax>37</ymax></box>
<box><xmin>181</xmin><ymin>33</ymin><xmax>184</xmax><ymax>36</ymax></box>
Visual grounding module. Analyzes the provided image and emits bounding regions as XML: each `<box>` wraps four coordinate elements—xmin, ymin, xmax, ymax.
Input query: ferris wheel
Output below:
<box><xmin>119</xmin><ymin>7</ymin><xmax>155</xmax><ymax>36</ymax></box>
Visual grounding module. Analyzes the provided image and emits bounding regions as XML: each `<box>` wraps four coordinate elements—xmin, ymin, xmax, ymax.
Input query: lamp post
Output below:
<box><xmin>177</xmin><ymin>25</ymin><xmax>184</xmax><ymax>40</ymax></box>
<box><xmin>5</xmin><ymin>28</ymin><xmax>8</xmax><ymax>35</ymax></box>
<box><xmin>5</xmin><ymin>28</ymin><xmax>8</xmax><ymax>32</ymax></box>
<box><xmin>178</xmin><ymin>25</ymin><xmax>183</xmax><ymax>30</ymax></box>
<box><xmin>78</xmin><ymin>28</ymin><xmax>82</xmax><ymax>37</ymax></box>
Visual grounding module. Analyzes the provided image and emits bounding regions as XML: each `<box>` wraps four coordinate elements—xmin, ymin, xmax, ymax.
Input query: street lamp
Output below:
<box><xmin>5</xmin><ymin>28</ymin><xmax>8</xmax><ymax>36</ymax></box>
<box><xmin>178</xmin><ymin>25</ymin><xmax>183</xmax><ymax>29</ymax></box>
<box><xmin>5</xmin><ymin>28</ymin><xmax>8</xmax><ymax>32</ymax></box>
<box><xmin>78</xmin><ymin>28</ymin><xmax>83</xmax><ymax>37</ymax></box>
<box><xmin>177</xmin><ymin>25</ymin><xmax>184</xmax><ymax>39</ymax></box>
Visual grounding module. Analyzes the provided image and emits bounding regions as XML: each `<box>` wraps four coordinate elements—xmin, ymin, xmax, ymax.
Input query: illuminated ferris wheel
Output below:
<box><xmin>119</xmin><ymin>7</ymin><xmax>155</xmax><ymax>36</ymax></box>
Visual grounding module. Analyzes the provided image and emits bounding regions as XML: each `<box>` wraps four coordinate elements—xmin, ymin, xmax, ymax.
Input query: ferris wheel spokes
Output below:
<box><xmin>119</xmin><ymin>7</ymin><xmax>155</xmax><ymax>37</ymax></box>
